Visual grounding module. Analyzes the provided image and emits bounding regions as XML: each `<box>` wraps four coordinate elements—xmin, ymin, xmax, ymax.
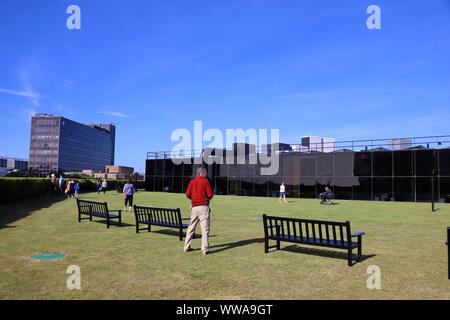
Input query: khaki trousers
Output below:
<box><xmin>184</xmin><ymin>205</ymin><xmax>210</xmax><ymax>253</ymax></box>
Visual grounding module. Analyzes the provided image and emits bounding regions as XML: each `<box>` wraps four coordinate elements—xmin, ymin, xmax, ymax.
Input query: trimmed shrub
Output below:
<box><xmin>0</xmin><ymin>178</ymin><xmax>53</xmax><ymax>204</ymax></box>
<box><xmin>0</xmin><ymin>178</ymin><xmax>147</xmax><ymax>204</ymax></box>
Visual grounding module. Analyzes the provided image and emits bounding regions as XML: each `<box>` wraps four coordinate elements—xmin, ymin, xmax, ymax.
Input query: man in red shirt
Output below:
<box><xmin>184</xmin><ymin>166</ymin><xmax>214</xmax><ymax>255</ymax></box>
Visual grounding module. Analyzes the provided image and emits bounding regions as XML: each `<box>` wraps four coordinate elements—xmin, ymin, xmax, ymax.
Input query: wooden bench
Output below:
<box><xmin>263</xmin><ymin>214</ymin><xmax>365</xmax><ymax>266</ymax></box>
<box><xmin>134</xmin><ymin>205</ymin><xmax>191</xmax><ymax>241</ymax></box>
<box><xmin>76</xmin><ymin>199</ymin><xmax>122</xmax><ymax>228</ymax></box>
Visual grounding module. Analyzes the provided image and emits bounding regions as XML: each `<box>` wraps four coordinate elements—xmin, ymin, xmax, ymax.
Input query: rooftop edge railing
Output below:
<box><xmin>147</xmin><ymin>135</ymin><xmax>450</xmax><ymax>160</ymax></box>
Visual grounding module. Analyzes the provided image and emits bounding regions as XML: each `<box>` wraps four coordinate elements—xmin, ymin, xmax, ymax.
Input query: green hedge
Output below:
<box><xmin>0</xmin><ymin>178</ymin><xmax>53</xmax><ymax>204</ymax></box>
<box><xmin>0</xmin><ymin>178</ymin><xmax>146</xmax><ymax>204</ymax></box>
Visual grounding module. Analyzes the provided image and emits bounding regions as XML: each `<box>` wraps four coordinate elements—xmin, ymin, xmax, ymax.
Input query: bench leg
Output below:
<box><xmin>78</xmin><ymin>212</ymin><xmax>81</xmax><ymax>223</ymax></box>
<box><xmin>89</xmin><ymin>214</ymin><xmax>92</xmax><ymax>221</ymax></box>
<box><xmin>357</xmin><ymin>236</ymin><xmax>362</xmax><ymax>261</ymax></box>
<box><xmin>136</xmin><ymin>222</ymin><xmax>139</xmax><ymax>234</ymax></box>
<box><xmin>107</xmin><ymin>217</ymin><xmax>110</xmax><ymax>229</ymax></box>
<box><xmin>148</xmin><ymin>224</ymin><xmax>151</xmax><ymax>232</ymax></box>
<box><xmin>348</xmin><ymin>248</ymin><xmax>353</xmax><ymax>266</ymax></box>
<box><xmin>276</xmin><ymin>239</ymin><xmax>280</xmax><ymax>251</ymax></box>
<box><xmin>119</xmin><ymin>214</ymin><xmax>122</xmax><ymax>227</ymax></box>
<box><xmin>264</xmin><ymin>237</ymin><xmax>269</xmax><ymax>254</ymax></box>
<box><xmin>179</xmin><ymin>228</ymin><xmax>183</xmax><ymax>241</ymax></box>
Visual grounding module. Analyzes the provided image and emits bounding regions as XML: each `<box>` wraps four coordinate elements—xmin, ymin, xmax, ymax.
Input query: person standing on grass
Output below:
<box><xmin>74</xmin><ymin>180</ymin><xmax>80</xmax><ymax>199</ymax></box>
<box><xmin>50</xmin><ymin>174</ymin><xmax>57</xmax><ymax>195</ymax></box>
<box><xmin>59</xmin><ymin>175</ymin><xmax>65</xmax><ymax>195</ymax></box>
<box><xmin>279</xmin><ymin>182</ymin><xmax>287</xmax><ymax>203</ymax></box>
<box><xmin>101</xmin><ymin>180</ymin><xmax>108</xmax><ymax>194</ymax></box>
<box><xmin>65</xmin><ymin>180</ymin><xmax>71</xmax><ymax>199</ymax></box>
<box><xmin>96</xmin><ymin>180</ymin><xmax>102</xmax><ymax>194</ymax></box>
<box><xmin>123</xmin><ymin>178</ymin><xmax>135</xmax><ymax>212</ymax></box>
<box><xmin>184</xmin><ymin>167</ymin><xmax>214</xmax><ymax>256</ymax></box>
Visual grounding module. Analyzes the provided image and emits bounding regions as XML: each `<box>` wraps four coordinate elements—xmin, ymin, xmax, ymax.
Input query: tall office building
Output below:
<box><xmin>29</xmin><ymin>114</ymin><xmax>116</xmax><ymax>174</ymax></box>
<box><xmin>0</xmin><ymin>158</ymin><xmax>7</xmax><ymax>177</ymax></box>
<box><xmin>7</xmin><ymin>158</ymin><xmax>28</xmax><ymax>171</ymax></box>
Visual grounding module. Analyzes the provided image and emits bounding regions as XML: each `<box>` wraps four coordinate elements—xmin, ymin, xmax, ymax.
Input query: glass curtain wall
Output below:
<box><xmin>145</xmin><ymin>148</ymin><xmax>450</xmax><ymax>202</ymax></box>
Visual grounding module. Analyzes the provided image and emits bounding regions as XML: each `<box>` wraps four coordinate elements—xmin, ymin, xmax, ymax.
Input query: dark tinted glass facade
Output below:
<box><xmin>146</xmin><ymin>148</ymin><xmax>450</xmax><ymax>202</ymax></box>
<box><xmin>29</xmin><ymin>114</ymin><xmax>115</xmax><ymax>174</ymax></box>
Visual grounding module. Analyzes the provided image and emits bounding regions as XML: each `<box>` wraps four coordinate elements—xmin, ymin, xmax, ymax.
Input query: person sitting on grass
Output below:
<box><xmin>320</xmin><ymin>186</ymin><xmax>333</xmax><ymax>204</ymax></box>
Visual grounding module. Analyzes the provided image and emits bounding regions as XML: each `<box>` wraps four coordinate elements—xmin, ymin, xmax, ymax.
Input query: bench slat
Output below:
<box><xmin>305</xmin><ymin>222</ymin><xmax>310</xmax><ymax>241</ymax></box>
<box><xmin>318</xmin><ymin>223</ymin><xmax>323</xmax><ymax>244</ymax></box>
<box><xmin>325</xmin><ymin>224</ymin><xmax>330</xmax><ymax>244</ymax></box>
<box><xmin>134</xmin><ymin>206</ymin><xmax>186</xmax><ymax>230</ymax></box>
<box><xmin>273</xmin><ymin>234</ymin><xmax>358</xmax><ymax>248</ymax></box>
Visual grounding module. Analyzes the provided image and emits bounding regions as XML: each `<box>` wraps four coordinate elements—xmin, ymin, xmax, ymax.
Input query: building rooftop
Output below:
<box><xmin>146</xmin><ymin>134</ymin><xmax>450</xmax><ymax>160</ymax></box>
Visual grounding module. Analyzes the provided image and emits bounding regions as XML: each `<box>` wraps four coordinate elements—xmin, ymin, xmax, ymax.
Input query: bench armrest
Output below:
<box><xmin>351</xmin><ymin>232</ymin><xmax>365</xmax><ymax>237</ymax></box>
<box><xmin>109</xmin><ymin>209</ymin><xmax>122</xmax><ymax>213</ymax></box>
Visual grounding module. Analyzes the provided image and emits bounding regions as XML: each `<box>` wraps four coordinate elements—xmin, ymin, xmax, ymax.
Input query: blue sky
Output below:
<box><xmin>0</xmin><ymin>0</ymin><xmax>449</xmax><ymax>172</ymax></box>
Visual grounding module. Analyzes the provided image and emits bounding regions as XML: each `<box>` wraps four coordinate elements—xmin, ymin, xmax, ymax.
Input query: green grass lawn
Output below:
<box><xmin>0</xmin><ymin>191</ymin><xmax>449</xmax><ymax>300</ymax></box>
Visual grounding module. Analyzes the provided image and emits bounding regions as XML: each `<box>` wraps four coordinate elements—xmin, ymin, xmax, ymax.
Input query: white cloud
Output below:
<box><xmin>96</xmin><ymin>110</ymin><xmax>130</xmax><ymax>118</ymax></box>
<box><xmin>0</xmin><ymin>87</ymin><xmax>41</xmax><ymax>106</ymax></box>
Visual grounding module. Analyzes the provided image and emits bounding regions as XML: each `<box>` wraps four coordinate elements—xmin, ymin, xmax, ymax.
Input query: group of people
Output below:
<box><xmin>50</xmin><ymin>174</ymin><xmax>80</xmax><ymax>199</ymax></box>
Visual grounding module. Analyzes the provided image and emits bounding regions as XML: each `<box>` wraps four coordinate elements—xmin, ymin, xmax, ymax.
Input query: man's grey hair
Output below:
<box><xmin>196</xmin><ymin>166</ymin><xmax>208</xmax><ymax>176</ymax></box>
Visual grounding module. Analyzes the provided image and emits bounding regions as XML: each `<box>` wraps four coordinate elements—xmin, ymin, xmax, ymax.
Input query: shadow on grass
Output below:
<box><xmin>0</xmin><ymin>196</ymin><xmax>67</xmax><ymax>229</ymax></box>
<box><xmin>280</xmin><ymin>244</ymin><xmax>376</xmax><ymax>264</ymax></box>
<box><xmin>150</xmin><ymin>229</ymin><xmax>218</xmax><ymax>239</ymax></box>
<box><xmin>320</xmin><ymin>202</ymin><xmax>340</xmax><ymax>206</ymax></box>
<box><xmin>80</xmin><ymin>219</ymin><xmax>135</xmax><ymax>228</ymax></box>
<box><xmin>208</xmin><ymin>238</ymin><xmax>265</xmax><ymax>254</ymax></box>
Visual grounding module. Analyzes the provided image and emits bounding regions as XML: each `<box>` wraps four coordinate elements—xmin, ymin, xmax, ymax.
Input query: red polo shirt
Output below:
<box><xmin>185</xmin><ymin>176</ymin><xmax>214</xmax><ymax>207</ymax></box>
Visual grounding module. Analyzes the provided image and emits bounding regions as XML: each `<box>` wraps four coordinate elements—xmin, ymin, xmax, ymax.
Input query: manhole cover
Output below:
<box><xmin>31</xmin><ymin>253</ymin><xmax>65</xmax><ymax>260</ymax></box>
